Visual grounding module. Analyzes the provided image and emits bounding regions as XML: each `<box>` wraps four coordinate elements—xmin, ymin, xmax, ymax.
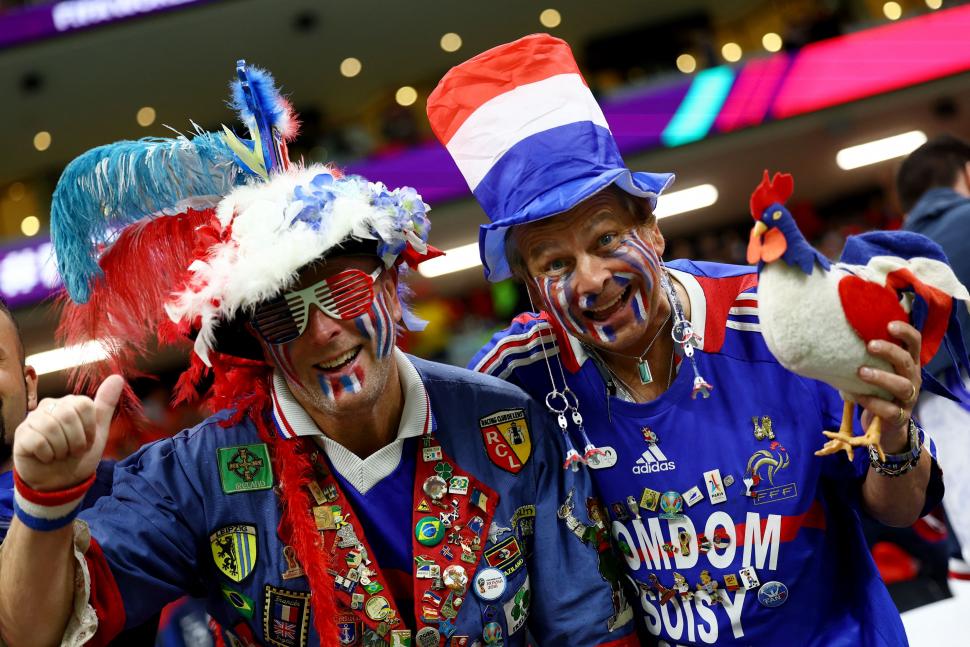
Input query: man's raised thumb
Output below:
<box><xmin>94</xmin><ymin>374</ymin><xmax>125</xmax><ymax>428</ymax></box>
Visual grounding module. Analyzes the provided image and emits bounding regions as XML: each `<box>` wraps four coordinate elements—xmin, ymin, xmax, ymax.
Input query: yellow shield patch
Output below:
<box><xmin>480</xmin><ymin>409</ymin><xmax>532</xmax><ymax>473</ymax></box>
<box><xmin>210</xmin><ymin>524</ymin><xmax>258</xmax><ymax>583</ymax></box>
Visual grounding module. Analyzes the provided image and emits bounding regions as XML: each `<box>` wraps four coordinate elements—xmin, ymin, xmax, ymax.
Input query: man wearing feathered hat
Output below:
<box><xmin>429</xmin><ymin>34</ymin><xmax>945</xmax><ymax>645</ymax></box>
<box><xmin>0</xmin><ymin>64</ymin><xmax>637</xmax><ymax>646</ymax></box>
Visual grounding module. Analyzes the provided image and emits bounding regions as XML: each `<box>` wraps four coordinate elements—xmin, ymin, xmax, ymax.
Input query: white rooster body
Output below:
<box><xmin>758</xmin><ymin>261</ymin><xmax>893</xmax><ymax>402</ymax></box>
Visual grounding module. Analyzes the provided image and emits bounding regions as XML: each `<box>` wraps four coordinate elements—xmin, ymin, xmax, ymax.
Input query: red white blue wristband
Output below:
<box><xmin>12</xmin><ymin>471</ymin><xmax>95</xmax><ymax>531</ymax></box>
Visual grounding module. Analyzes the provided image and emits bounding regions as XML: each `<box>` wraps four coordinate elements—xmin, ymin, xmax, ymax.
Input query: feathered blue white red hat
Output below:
<box><xmin>51</xmin><ymin>62</ymin><xmax>439</xmax><ymax>395</ymax></box>
<box><xmin>427</xmin><ymin>33</ymin><xmax>675</xmax><ymax>281</ymax></box>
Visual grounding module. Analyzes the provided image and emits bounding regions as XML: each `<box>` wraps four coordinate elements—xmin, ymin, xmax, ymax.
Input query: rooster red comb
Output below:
<box><xmin>749</xmin><ymin>170</ymin><xmax>794</xmax><ymax>220</ymax></box>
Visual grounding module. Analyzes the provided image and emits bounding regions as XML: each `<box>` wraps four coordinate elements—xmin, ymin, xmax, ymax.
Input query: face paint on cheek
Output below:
<box><xmin>268</xmin><ymin>342</ymin><xmax>301</xmax><ymax>385</ymax></box>
<box><xmin>592</xmin><ymin>324</ymin><xmax>617</xmax><ymax>343</ymax></box>
<box><xmin>612</xmin><ymin>232</ymin><xmax>662</xmax><ymax>322</ymax></box>
<box><xmin>316</xmin><ymin>374</ymin><xmax>335</xmax><ymax>401</ymax></box>
<box><xmin>538</xmin><ymin>275</ymin><xmax>585</xmax><ymax>336</ymax></box>
<box><xmin>353</xmin><ymin>291</ymin><xmax>395</xmax><ymax>359</ymax></box>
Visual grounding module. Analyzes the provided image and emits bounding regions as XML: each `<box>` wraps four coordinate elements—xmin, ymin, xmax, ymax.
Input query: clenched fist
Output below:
<box><xmin>13</xmin><ymin>375</ymin><xmax>124</xmax><ymax>491</ymax></box>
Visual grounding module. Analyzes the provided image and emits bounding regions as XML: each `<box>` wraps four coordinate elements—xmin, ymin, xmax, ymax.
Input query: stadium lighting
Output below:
<box><xmin>836</xmin><ymin>130</ymin><xmax>927</xmax><ymax>170</ymax></box>
<box><xmin>418</xmin><ymin>242</ymin><xmax>481</xmax><ymax>278</ymax></box>
<box><xmin>27</xmin><ymin>339</ymin><xmax>114</xmax><ymax>376</ymax></box>
<box><xmin>654</xmin><ymin>184</ymin><xmax>719</xmax><ymax>219</ymax></box>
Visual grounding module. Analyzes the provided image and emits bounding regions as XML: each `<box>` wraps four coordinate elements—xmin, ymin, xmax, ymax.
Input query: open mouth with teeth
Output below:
<box><xmin>582</xmin><ymin>285</ymin><xmax>632</xmax><ymax>322</ymax></box>
<box><xmin>314</xmin><ymin>346</ymin><xmax>361</xmax><ymax>374</ymax></box>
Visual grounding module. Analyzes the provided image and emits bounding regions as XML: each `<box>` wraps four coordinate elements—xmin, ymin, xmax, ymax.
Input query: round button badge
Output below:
<box><xmin>364</xmin><ymin>595</ymin><xmax>390</xmax><ymax>621</ymax></box>
<box><xmin>442</xmin><ymin>564</ymin><xmax>469</xmax><ymax>593</ymax></box>
<box><xmin>415</xmin><ymin>515</ymin><xmax>446</xmax><ymax>546</ymax></box>
<box><xmin>473</xmin><ymin>567</ymin><xmax>507</xmax><ymax>601</ymax></box>
<box><xmin>423</xmin><ymin>475</ymin><xmax>448</xmax><ymax>501</ymax></box>
<box><xmin>482</xmin><ymin>621</ymin><xmax>503</xmax><ymax>644</ymax></box>
<box><xmin>415</xmin><ymin>626</ymin><xmax>440</xmax><ymax>647</ymax></box>
<box><xmin>757</xmin><ymin>580</ymin><xmax>789</xmax><ymax>607</ymax></box>
<box><xmin>414</xmin><ymin>627</ymin><xmax>441</xmax><ymax>647</ymax></box>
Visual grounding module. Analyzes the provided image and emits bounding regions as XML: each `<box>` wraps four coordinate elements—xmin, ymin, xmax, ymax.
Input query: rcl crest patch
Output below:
<box><xmin>480</xmin><ymin>409</ymin><xmax>531</xmax><ymax>474</ymax></box>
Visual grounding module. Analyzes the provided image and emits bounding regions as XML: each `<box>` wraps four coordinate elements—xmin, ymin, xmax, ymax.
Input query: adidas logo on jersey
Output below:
<box><xmin>632</xmin><ymin>444</ymin><xmax>676</xmax><ymax>474</ymax></box>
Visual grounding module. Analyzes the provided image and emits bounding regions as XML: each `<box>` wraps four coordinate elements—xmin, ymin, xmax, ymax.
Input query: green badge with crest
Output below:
<box><xmin>218</xmin><ymin>444</ymin><xmax>274</xmax><ymax>494</ymax></box>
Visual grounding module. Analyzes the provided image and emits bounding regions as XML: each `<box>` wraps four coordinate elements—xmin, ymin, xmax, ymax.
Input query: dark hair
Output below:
<box><xmin>0</xmin><ymin>298</ymin><xmax>24</xmax><ymax>365</ymax></box>
<box><xmin>505</xmin><ymin>184</ymin><xmax>656</xmax><ymax>279</ymax></box>
<box><xmin>896</xmin><ymin>134</ymin><xmax>970</xmax><ymax>212</ymax></box>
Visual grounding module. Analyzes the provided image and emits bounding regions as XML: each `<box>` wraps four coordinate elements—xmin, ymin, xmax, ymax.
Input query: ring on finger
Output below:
<box><xmin>895</xmin><ymin>406</ymin><xmax>907</xmax><ymax>427</ymax></box>
<box><xmin>903</xmin><ymin>382</ymin><xmax>917</xmax><ymax>406</ymax></box>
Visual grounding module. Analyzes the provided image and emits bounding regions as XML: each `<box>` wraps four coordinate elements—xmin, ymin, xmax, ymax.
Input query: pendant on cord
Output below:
<box><xmin>637</xmin><ymin>359</ymin><xmax>653</xmax><ymax>385</ymax></box>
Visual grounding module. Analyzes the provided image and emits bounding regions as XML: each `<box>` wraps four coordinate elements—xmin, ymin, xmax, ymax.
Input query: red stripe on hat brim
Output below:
<box><xmin>427</xmin><ymin>33</ymin><xmax>584</xmax><ymax>146</ymax></box>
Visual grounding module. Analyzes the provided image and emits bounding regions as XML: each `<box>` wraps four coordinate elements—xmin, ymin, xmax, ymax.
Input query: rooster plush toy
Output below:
<box><xmin>747</xmin><ymin>171</ymin><xmax>970</xmax><ymax>460</ymax></box>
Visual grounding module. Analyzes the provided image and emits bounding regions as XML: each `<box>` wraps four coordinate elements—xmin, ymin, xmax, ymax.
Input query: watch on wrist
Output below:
<box><xmin>869</xmin><ymin>418</ymin><xmax>923</xmax><ymax>477</ymax></box>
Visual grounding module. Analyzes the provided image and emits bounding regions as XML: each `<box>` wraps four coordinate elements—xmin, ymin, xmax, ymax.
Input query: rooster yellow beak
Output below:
<box><xmin>752</xmin><ymin>221</ymin><xmax>768</xmax><ymax>237</ymax></box>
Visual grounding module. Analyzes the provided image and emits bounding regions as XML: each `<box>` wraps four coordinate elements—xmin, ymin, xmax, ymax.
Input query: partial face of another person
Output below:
<box><xmin>512</xmin><ymin>188</ymin><xmax>667</xmax><ymax>354</ymax></box>
<box><xmin>252</xmin><ymin>255</ymin><xmax>401</xmax><ymax>417</ymax></box>
<box><xmin>0</xmin><ymin>312</ymin><xmax>37</xmax><ymax>460</ymax></box>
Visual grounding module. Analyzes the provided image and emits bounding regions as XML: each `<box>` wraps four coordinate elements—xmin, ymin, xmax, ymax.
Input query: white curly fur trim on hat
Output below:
<box><xmin>164</xmin><ymin>164</ymin><xmax>428</xmax><ymax>364</ymax></box>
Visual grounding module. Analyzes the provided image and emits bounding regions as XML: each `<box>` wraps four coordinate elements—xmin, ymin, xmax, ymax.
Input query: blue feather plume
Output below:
<box><xmin>229</xmin><ymin>62</ymin><xmax>297</xmax><ymax>176</ymax></box>
<box><xmin>51</xmin><ymin>131</ymin><xmax>245</xmax><ymax>303</ymax></box>
<box><xmin>230</xmin><ymin>64</ymin><xmax>290</xmax><ymax>134</ymax></box>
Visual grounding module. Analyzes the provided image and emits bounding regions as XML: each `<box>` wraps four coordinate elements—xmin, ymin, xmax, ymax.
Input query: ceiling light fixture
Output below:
<box><xmin>33</xmin><ymin>131</ymin><xmax>51</xmax><ymax>152</ymax></box>
<box><xmin>418</xmin><ymin>242</ymin><xmax>482</xmax><ymax>278</ymax></box>
<box><xmin>836</xmin><ymin>130</ymin><xmax>927</xmax><ymax>170</ymax></box>
<box><xmin>440</xmin><ymin>32</ymin><xmax>462</xmax><ymax>52</ymax></box>
<box><xmin>654</xmin><ymin>184</ymin><xmax>719</xmax><ymax>219</ymax></box>
<box><xmin>539</xmin><ymin>8</ymin><xmax>561</xmax><ymax>28</ymax></box>
<box><xmin>27</xmin><ymin>339</ymin><xmax>115</xmax><ymax>376</ymax></box>
<box><xmin>340</xmin><ymin>57</ymin><xmax>362</xmax><ymax>78</ymax></box>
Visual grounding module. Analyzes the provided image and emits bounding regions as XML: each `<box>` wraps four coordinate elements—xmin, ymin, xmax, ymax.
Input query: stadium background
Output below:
<box><xmin>0</xmin><ymin>0</ymin><xmax>966</xmax><ymax>643</ymax></box>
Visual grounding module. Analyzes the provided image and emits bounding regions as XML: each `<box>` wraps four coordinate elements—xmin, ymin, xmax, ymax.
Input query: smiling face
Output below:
<box><xmin>0</xmin><ymin>310</ymin><xmax>37</xmax><ymax>465</ymax></box>
<box><xmin>254</xmin><ymin>255</ymin><xmax>402</xmax><ymax>418</ymax></box>
<box><xmin>511</xmin><ymin>187</ymin><xmax>668</xmax><ymax>354</ymax></box>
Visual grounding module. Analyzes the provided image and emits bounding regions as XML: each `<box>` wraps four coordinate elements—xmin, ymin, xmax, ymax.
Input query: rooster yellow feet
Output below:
<box><xmin>814</xmin><ymin>401</ymin><xmax>886</xmax><ymax>462</ymax></box>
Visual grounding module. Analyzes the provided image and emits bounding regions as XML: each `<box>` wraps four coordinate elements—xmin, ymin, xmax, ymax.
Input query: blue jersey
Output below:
<box><xmin>76</xmin><ymin>355</ymin><xmax>638</xmax><ymax>647</ymax></box>
<box><xmin>472</xmin><ymin>260</ymin><xmax>943</xmax><ymax>647</ymax></box>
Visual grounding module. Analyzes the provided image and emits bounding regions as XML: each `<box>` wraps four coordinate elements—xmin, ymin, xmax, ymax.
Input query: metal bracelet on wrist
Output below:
<box><xmin>869</xmin><ymin>418</ymin><xmax>922</xmax><ymax>478</ymax></box>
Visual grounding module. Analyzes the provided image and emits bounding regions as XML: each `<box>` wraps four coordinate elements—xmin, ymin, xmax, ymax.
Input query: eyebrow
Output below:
<box><xmin>580</xmin><ymin>210</ymin><xmax>624</xmax><ymax>235</ymax></box>
<box><xmin>525</xmin><ymin>210</ymin><xmax>625</xmax><ymax>260</ymax></box>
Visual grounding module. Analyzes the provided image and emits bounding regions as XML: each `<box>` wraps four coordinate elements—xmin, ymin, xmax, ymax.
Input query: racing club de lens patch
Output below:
<box><xmin>480</xmin><ymin>409</ymin><xmax>531</xmax><ymax>474</ymax></box>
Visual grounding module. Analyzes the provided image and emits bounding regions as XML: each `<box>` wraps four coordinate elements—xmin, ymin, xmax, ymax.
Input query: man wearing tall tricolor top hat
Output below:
<box><xmin>0</xmin><ymin>63</ymin><xmax>638</xmax><ymax>647</ymax></box>
<box><xmin>429</xmin><ymin>34</ymin><xmax>947</xmax><ymax>645</ymax></box>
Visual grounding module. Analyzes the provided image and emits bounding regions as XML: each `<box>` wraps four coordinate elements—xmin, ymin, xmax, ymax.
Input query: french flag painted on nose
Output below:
<box><xmin>428</xmin><ymin>34</ymin><xmax>675</xmax><ymax>282</ymax></box>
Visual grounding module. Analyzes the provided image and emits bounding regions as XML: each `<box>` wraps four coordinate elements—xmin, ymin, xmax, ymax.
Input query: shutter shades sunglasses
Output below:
<box><xmin>252</xmin><ymin>266</ymin><xmax>383</xmax><ymax>344</ymax></box>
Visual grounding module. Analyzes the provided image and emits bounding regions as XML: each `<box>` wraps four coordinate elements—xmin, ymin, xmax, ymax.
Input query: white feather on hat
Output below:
<box><xmin>165</xmin><ymin>164</ymin><xmax>433</xmax><ymax>364</ymax></box>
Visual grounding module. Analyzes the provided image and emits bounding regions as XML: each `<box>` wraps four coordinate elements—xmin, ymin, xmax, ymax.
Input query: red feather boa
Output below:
<box><xmin>213</xmin><ymin>362</ymin><xmax>339</xmax><ymax>645</ymax></box>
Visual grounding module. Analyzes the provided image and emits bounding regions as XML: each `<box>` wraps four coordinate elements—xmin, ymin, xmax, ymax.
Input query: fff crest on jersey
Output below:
<box><xmin>746</xmin><ymin>441</ymin><xmax>797</xmax><ymax>505</ymax></box>
<box><xmin>209</xmin><ymin>524</ymin><xmax>257</xmax><ymax>582</ymax></box>
<box><xmin>479</xmin><ymin>409</ymin><xmax>532</xmax><ymax>474</ymax></box>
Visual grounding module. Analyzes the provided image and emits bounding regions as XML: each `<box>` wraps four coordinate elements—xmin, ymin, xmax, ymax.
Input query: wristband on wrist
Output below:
<box><xmin>869</xmin><ymin>418</ymin><xmax>923</xmax><ymax>478</ymax></box>
<box><xmin>12</xmin><ymin>471</ymin><xmax>96</xmax><ymax>531</ymax></box>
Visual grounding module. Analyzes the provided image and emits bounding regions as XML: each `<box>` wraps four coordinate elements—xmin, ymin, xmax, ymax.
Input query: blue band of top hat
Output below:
<box><xmin>475</xmin><ymin>120</ymin><xmax>674</xmax><ymax>281</ymax></box>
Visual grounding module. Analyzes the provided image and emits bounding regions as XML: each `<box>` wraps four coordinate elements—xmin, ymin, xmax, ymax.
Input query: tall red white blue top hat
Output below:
<box><xmin>427</xmin><ymin>33</ymin><xmax>675</xmax><ymax>281</ymax></box>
